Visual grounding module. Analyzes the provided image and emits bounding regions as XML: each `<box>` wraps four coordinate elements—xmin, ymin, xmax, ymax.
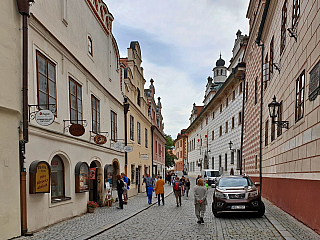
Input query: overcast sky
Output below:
<box><xmin>104</xmin><ymin>0</ymin><xmax>250</xmax><ymax>139</ymax></box>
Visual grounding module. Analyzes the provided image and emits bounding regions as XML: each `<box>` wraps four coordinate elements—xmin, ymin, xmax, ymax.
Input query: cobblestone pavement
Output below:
<box><xmin>14</xmin><ymin>177</ymin><xmax>320</xmax><ymax>240</ymax></box>
<box><xmin>15</xmin><ymin>184</ymin><xmax>173</xmax><ymax>240</ymax></box>
<box><xmin>91</xmin><ymin>178</ymin><xmax>283</xmax><ymax>240</ymax></box>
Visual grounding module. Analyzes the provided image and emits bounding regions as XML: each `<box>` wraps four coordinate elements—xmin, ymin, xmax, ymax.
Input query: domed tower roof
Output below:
<box><xmin>216</xmin><ymin>53</ymin><xmax>225</xmax><ymax>67</ymax></box>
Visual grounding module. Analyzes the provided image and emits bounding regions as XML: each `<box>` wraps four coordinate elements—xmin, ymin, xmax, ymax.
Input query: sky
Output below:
<box><xmin>103</xmin><ymin>0</ymin><xmax>250</xmax><ymax>139</ymax></box>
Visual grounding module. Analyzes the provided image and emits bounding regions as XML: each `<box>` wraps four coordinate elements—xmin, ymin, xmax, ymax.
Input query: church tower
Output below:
<box><xmin>212</xmin><ymin>53</ymin><xmax>227</xmax><ymax>83</ymax></box>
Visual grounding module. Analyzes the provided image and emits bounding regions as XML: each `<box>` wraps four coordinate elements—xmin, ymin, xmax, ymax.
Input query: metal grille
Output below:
<box><xmin>228</xmin><ymin>193</ymin><xmax>245</xmax><ymax>199</ymax></box>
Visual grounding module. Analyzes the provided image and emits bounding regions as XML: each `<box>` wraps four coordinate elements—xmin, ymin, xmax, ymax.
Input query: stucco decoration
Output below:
<box><xmin>86</xmin><ymin>0</ymin><xmax>114</xmax><ymax>35</ymax></box>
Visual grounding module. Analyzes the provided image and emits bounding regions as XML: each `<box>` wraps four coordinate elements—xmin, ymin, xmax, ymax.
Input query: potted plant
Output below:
<box><xmin>87</xmin><ymin>201</ymin><xmax>99</xmax><ymax>213</ymax></box>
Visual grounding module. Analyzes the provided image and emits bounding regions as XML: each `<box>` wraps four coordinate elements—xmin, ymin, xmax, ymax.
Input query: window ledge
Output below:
<box><xmin>51</xmin><ymin>196</ymin><xmax>72</xmax><ymax>204</ymax></box>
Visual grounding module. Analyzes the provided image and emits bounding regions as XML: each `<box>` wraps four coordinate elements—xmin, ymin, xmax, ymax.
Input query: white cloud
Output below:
<box><xmin>103</xmin><ymin>0</ymin><xmax>250</xmax><ymax>138</ymax></box>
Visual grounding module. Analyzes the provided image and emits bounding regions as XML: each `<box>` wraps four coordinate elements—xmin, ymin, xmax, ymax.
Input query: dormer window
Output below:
<box><xmin>88</xmin><ymin>36</ymin><xmax>93</xmax><ymax>56</ymax></box>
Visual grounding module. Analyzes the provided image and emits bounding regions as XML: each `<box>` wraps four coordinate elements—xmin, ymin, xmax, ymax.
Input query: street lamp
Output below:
<box><xmin>228</xmin><ymin>141</ymin><xmax>236</xmax><ymax>152</ymax></box>
<box><xmin>268</xmin><ymin>96</ymin><xmax>289</xmax><ymax>129</ymax></box>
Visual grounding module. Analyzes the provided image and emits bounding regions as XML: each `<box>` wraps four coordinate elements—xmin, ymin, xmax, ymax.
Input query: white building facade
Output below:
<box><xmin>25</xmin><ymin>0</ymin><xmax>124</xmax><ymax>232</ymax></box>
<box><xmin>187</xmin><ymin>32</ymin><xmax>247</xmax><ymax>177</ymax></box>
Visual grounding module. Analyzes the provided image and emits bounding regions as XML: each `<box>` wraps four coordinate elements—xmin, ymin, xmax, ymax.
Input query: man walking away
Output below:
<box><xmin>155</xmin><ymin>176</ymin><xmax>165</xmax><ymax>205</ymax></box>
<box><xmin>116</xmin><ymin>175</ymin><xmax>124</xmax><ymax>209</ymax></box>
<box><xmin>121</xmin><ymin>173</ymin><xmax>129</xmax><ymax>204</ymax></box>
<box><xmin>186</xmin><ymin>178</ymin><xmax>191</xmax><ymax>197</ymax></box>
<box><xmin>147</xmin><ymin>185</ymin><xmax>154</xmax><ymax>205</ymax></box>
<box><xmin>173</xmin><ymin>176</ymin><xmax>182</xmax><ymax>207</ymax></box>
<box><xmin>194</xmin><ymin>178</ymin><xmax>208</xmax><ymax>224</ymax></box>
<box><xmin>142</xmin><ymin>173</ymin><xmax>154</xmax><ymax>196</ymax></box>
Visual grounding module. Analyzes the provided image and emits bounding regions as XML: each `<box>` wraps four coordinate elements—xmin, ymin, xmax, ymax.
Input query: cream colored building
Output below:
<box><xmin>24</xmin><ymin>0</ymin><xmax>124</xmax><ymax>232</ymax></box>
<box><xmin>0</xmin><ymin>1</ymin><xmax>22</xmax><ymax>239</ymax></box>
<box><xmin>121</xmin><ymin>42</ymin><xmax>152</xmax><ymax>196</ymax></box>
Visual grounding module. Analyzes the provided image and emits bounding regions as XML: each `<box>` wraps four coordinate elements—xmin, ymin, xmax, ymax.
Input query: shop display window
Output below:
<box><xmin>75</xmin><ymin>162</ymin><xmax>89</xmax><ymax>193</ymax></box>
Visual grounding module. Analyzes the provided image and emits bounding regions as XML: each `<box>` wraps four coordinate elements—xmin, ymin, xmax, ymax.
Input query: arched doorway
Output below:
<box><xmin>89</xmin><ymin>161</ymin><xmax>98</xmax><ymax>203</ymax></box>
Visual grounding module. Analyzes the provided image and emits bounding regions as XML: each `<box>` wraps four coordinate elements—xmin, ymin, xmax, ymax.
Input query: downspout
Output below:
<box><xmin>17</xmin><ymin>0</ymin><xmax>34</xmax><ymax>235</ymax></box>
<box><xmin>255</xmin><ymin>0</ymin><xmax>270</xmax><ymax>195</ymax></box>
<box><xmin>124</xmin><ymin>100</ymin><xmax>129</xmax><ymax>176</ymax></box>
<box><xmin>240</xmin><ymin>75</ymin><xmax>245</xmax><ymax>175</ymax></box>
<box><xmin>151</xmin><ymin>126</ymin><xmax>154</xmax><ymax>177</ymax></box>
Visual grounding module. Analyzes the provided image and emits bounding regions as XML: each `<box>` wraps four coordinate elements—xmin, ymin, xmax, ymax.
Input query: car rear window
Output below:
<box><xmin>218</xmin><ymin>177</ymin><xmax>252</xmax><ymax>187</ymax></box>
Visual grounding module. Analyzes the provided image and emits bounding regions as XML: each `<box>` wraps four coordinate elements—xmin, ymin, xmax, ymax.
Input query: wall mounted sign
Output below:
<box><xmin>124</xmin><ymin>145</ymin><xmax>133</xmax><ymax>153</ymax></box>
<box><xmin>94</xmin><ymin>134</ymin><xmax>107</xmax><ymax>144</ymax></box>
<box><xmin>69</xmin><ymin>123</ymin><xmax>85</xmax><ymax>137</ymax></box>
<box><xmin>140</xmin><ymin>154</ymin><xmax>149</xmax><ymax>160</ymax></box>
<box><xmin>112</xmin><ymin>142</ymin><xmax>123</xmax><ymax>150</ymax></box>
<box><xmin>89</xmin><ymin>168</ymin><xmax>96</xmax><ymax>180</ymax></box>
<box><xmin>29</xmin><ymin>161</ymin><xmax>51</xmax><ymax>194</ymax></box>
<box><xmin>35</xmin><ymin>110</ymin><xmax>54</xmax><ymax>126</ymax></box>
<box><xmin>75</xmin><ymin>162</ymin><xmax>89</xmax><ymax>193</ymax></box>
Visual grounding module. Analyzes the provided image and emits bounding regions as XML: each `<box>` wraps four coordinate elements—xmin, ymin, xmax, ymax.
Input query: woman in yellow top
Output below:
<box><xmin>155</xmin><ymin>176</ymin><xmax>165</xmax><ymax>206</ymax></box>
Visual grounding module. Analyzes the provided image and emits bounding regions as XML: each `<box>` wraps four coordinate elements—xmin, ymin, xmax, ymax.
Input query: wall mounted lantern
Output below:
<box><xmin>268</xmin><ymin>96</ymin><xmax>289</xmax><ymax>129</ymax></box>
<box><xmin>228</xmin><ymin>141</ymin><xmax>236</xmax><ymax>153</ymax></box>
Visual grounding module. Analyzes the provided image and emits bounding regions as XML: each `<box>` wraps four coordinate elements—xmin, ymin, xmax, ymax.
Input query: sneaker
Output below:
<box><xmin>197</xmin><ymin>220</ymin><xmax>202</xmax><ymax>224</ymax></box>
<box><xmin>200</xmin><ymin>217</ymin><xmax>204</xmax><ymax>223</ymax></box>
<box><xmin>177</xmin><ymin>204</ymin><xmax>179</xmax><ymax>207</ymax></box>
<box><xmin>116</xmin><ymin>207</ymin><xmax>123</xmax><ymax>209</ymax></box>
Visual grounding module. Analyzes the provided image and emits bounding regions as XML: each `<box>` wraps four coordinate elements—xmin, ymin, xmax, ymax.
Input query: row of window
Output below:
<box><xmin>36</xmin><ymin>51</ymin><xmax>118</xmax><ymax>140</ymax></box>
<box><xmin>129</xmin><ymin>115</ymin><xmax>147</xmax><ymax>147</ymax></box>
<box><xmin>188</xmin><ymin>150</ymin><xmax>241</xmax><ymax>172</ymax></box>
<box><xmin>264</xmin><ymin>70</ymin><xmax>305</xmax><ymax>146</ymax></box>
<box><xmin>188</xmin><ymin>111</ymin><xmax>242</xmax><ymax>151</ymax></box>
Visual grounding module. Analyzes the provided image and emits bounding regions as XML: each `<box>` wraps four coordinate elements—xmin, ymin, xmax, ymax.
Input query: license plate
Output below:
<box><xmin>231</xmin><ymin>205</ymin><xmax>245</xmax><ymax>210</ymax></box>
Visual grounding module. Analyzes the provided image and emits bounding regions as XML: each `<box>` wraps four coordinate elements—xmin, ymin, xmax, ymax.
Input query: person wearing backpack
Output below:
<box><xmin>173</xmin><ymin>176</ymin><xmax>183</xmax><ymax>207</ymax></box>
<box><xmin>121</xmin><ymin>173</ymin><xmax>129</xmax><ymax>205</ymax></box>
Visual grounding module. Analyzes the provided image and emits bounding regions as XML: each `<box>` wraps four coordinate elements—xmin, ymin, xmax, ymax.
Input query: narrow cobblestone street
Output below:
<box><xmin>15</xmin><ymin>177</ymin><xmax>320</xmax><ymax>240</ymax></box>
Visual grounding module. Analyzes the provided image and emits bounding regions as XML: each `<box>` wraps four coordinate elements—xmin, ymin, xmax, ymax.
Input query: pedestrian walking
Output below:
<box><xmin>173</xmin><ymin>176</ymin><xmax>183</xmax><ymax>207</ymax></box>
<box><xmin>142</xmin><ymin>173</ymin><xmax>154</xmax><ymax>196</ymax></box>
<box><xmin>194</xmin><ymin>178</ymin><xmax>208</xmax><ymax>224</ymax></box>
<box><xmin>147</xmin><ymin>185</ymin><xmax>154</xmax><ymax>204</ymax></box>
<box><xmin>121</xmin><ymin>172</ymin><xmax>129</xmax><ymax>204</ymax></box>
<box><xmin>186</xmin><ymin>178</ymin><xmax>191</xmax><ymax>197</ymax></box>
<box><xmin>154</xmin><ymin>175</ymin><xmax>158</xmax><ymax>198</ymax></box>
<box><xmin>116</xmin><ymin>174</ymin><xmax>124</xmax><ymax>209</ymax></box>
<box><xmin>155</xmin><ymin>176</ymin><xmax>165</xmax><ymax>205</ymax></box>
<box><xmin>181</xmin><ymin>176</ymin><xmax>186</xmax><ymax>196</ymax></box>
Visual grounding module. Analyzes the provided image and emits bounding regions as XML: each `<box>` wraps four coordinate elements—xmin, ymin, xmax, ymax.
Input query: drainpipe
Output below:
<box><xmin>124</xmin><ymin>99</ymin><xmax>129</xmax><ymax>176</ymax></box>
<box><xmin>17</xmin><ymin>0</ymin><xmax>33</xmax><ymax>235</ymax></box>
<box><xmin>240</xmin><ymin>74</ymin><xmax>245</xmax><ymax>175</ymax></box>
<box><xmin>151</xmin><ymin>126</ymin><xmax>154</xmax><ymax>177</ymax></box>
<box><xmin>256</xmin><ymin>43</ymin><xmax>264</xmax><ymax>195</ymax></box>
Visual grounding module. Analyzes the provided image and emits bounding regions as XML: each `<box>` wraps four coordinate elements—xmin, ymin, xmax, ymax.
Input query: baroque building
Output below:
<box><xmin>174</xmin><ymin>129</ymin><xmax>188</xmax><ymax>173</ymax></box>
<box><xmin>22</xmin><ymin>0</ymin><xmax>124</xmax><ymax>233</ymax></box>
<box><xmin>186</xmin><ymin>48</ymin><xmax>245</xmax><ymax>177</ymax></box>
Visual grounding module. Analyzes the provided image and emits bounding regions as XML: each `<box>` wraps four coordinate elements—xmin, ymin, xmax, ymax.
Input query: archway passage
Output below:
<box><xmin>89</xmin><ymin>161</ymin><xmax>98</xmax><ymax>203</ymax></box>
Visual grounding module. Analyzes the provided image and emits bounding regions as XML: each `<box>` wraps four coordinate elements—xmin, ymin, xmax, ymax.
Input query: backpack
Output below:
<box><xmin>127</xmin><ymin>178</ymin><xmax>131</xmax><ymax>186</ymax></box>
<box><xmin>173</xmin><ymin>182</ymin><xmax>181</xmax><ymax>191</ymax></box>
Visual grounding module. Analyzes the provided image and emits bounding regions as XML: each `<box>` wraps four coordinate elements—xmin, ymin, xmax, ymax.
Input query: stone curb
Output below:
<box><xmin>264</xmin><ymin>210</ymin><xmax>296</xmax><ymax>240</ymax></box>
<box><xmin>74</xmin><ymin>190</ymin><xmax>174</xmax><ymax>240</ymax></box>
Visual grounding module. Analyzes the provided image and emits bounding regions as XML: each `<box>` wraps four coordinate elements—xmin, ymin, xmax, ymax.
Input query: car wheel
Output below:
<box><xmin>212</xmin><ymin>203</ymin><xmax>222</xmax><ymax>218</ymax></box>
<box><xmin>257</xmin><ymin>201</ymin><xmax>265</xmax><ymax>217</ymax></box>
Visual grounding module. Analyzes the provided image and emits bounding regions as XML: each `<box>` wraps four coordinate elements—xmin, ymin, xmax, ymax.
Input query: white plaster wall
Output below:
<box><xmin>0</xmin><ymin>1</ymin><xmax>22</xmax><ymax>239</ymax></box>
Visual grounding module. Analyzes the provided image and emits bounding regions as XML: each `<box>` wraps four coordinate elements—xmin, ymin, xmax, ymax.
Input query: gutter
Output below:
<box><xmin>255</xmin><ymin>0</ymin><xmax>270</xmax><ymax>195</ymax></box>
<box><xmin>16</xmin><ymin>0</ymin><xmax>34</xmax><ymax>235</ymax></box>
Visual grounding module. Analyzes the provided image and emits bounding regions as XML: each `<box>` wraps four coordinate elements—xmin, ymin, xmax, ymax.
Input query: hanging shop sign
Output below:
<box><xmin>75</xmin><ymin>162</ymin><xmax>89</xmax><ymax>193</ymax></box>
<box><xmin>35</xmin><ymin>110</ymin><xmax>54</xmax><ymax>126</ymax></box>
<box><xmin>29</xmin><ymin>160</ymin><xmax>51</xmax><ymax>194</ymax></box>
<box><xmin>124</xmin><ymin>145</ymin><xmax>133</xmax><ymax>153</ymax></box>
<box><xmin>94</xmin><ymin>134</ymin><xmax>107</xmax><ymax>144</ymax></box>
<box><xmin>112</xmin><ymin>142</ymin><xmax>123</xmax><ymax>150</ymax></box>
<box><xmin>140</xmin><ymin>154</ymin><xmax>149</xmax><ymax>160</ymax></box>
<box><xmin>69</xmin><ymin>123</ymin><xmax>85</xmax><ymax>137</ymax></box>
<box><xmin>89</xmin><ymin>168</ymin><xmax>96</xmax><ymax>180</ymax></box>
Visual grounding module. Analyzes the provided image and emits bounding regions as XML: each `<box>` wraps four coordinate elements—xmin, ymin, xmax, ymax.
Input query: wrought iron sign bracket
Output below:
<box><xmin>28</xmin><ymin>104</ymin><xmax>56</xmax><ymax>121</ymax></box>
<box><xmin>90</xmin><ymin>131</ymin><xmax>109</xmax><ymax>140</ymax></box>
<box><xmin>273</xmin><ymin>63</ymin><xmax>281</xmax><ymax>73</ymax></box>
<box><xmin>287</xmin><ymin>27</ymin><xmax>297</xmax><ymax>42</ymax></box>
<box><xmin>63</xmin><ymin>120</ymin><xmax>87</xmax><ymax>133</ymax></box>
